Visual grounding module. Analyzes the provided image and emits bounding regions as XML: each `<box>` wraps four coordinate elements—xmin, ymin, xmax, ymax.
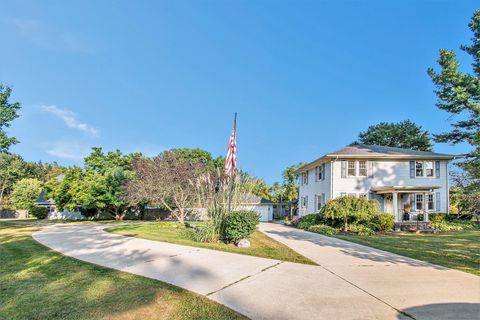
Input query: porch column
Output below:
<box><xmin>423</xmin><ymin>192</ymin><xmax>428</xmax><ymax>222</ymax></box>
<box><xmin>392</xmin><ymin>192</ymin><xmax>399</xmax><ymax>222</ymax></box>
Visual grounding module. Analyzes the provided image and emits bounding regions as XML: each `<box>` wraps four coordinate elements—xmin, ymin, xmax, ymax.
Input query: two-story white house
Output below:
<box><xmin>295</xmin><ymin>144</ymin><xmax>458</xmax><ymax>223</ymax></box>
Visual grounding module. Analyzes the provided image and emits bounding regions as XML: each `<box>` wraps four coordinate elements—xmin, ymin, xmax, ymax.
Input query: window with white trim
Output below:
<box><xmin>415</xmin><ymin>161</ymin><xmax>435</xmax><ymax>178</ymax></box>
<box><xmin>416</xmin><ymin>194</ymin><xmax>423</xmax><ymax>211</ymax></box>
<box><xmin>301</xmin><ymin>196</ymin><xmax>308</xmax><ymax>208</ymax></box>
<box><xmin>347</xmin><ymin>161</ymin><xmax>356</xmax><ymax>176</ymax></box>
<box><xmin>358</xmin><ymin>161</ymin><xmax>367</xmax><ymax>176</ymax></box>
<box><xmin>315</xmin><ymin>194</ymin><xmax>322</xmax><ymax>211</ymax></box>
<box><xmin>427</xmin><ymin>194</ymin><xmax>434</xmax><ymax>210</ymax></box>
<box><xmin>415</xmin><ymin>162</ymin><xmax>424</xmax><ymax>177</ymax></box>
<box><xmin>301</xmin><ymin>172</ymin><xmax>308</xmax><ymax>185</ymax></box>
<box><xmin>317</xmin><ymin>165</ymin><xmax>324</xmax><ymax>180</ymax></box>
<box><xmin>425</xmin><ymin>161</ymin><xmax>434</xmax><ymax>177</ymax></box>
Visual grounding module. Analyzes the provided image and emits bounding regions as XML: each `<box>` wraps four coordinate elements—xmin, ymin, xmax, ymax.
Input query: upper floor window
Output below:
<box><xmin>358</xmin><ymin>161</ymin><xmax>367</xmax><ymax>176</ymax></box>
<box><xmin>317</xmin><ymin>165</ymin><xmax>325</xmax><ymax>180</ymax></box>
<box><xmin>301</xmin><ymin>172</ymin><xmax>308</xmax><ymax>185</ymax></box>
<box><xmin>416</xmin><ymin>161</ymin><xmax>435</xmax><ymax>178</ymax></box>
<box><xmin>347</xmin><ymin>161</ymin><xmax>356</xmax><ymax>176</ymax></box>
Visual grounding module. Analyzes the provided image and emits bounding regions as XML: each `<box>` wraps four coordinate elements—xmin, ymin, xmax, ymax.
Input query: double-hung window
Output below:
<box><xmin>315</xmin><ymin>194</ymin><xmax>322</xmax><ymax>211</ymax></box>
<box><xmin>358</xmin><ymin>161</ymin><xmax>367</xmax><ymax>176</ymax></box>
<box><xmin>301</xmin><ymin>196</ymin><xmax>308</xmax><ymax>209</ymax></box>
<box><xmin>301</xmin><ymin>172</ymin><xmax>308</xmax><ymax>185</ymax></box>
<box><xmin>415</xmin><ymin>161</ymin><xmax>435</xmax><ymax>178</ymax></box>
<box><xmin>427</xmin><ymin>194</ymin><xmax>434</xmax><ymax>210</ymax></box>
<box><xmin>347</xmin><ymin>161</ymin><xmax>356</xmax><ymax>176</ymax></box>
<box><xmin>415</xmin><ymin>162</ymin><xmax>424</xmax><ymax>177</ymax></box>
<box><xmin>425</xmin><ymin>161</ymin><xmax>434</xmax><ymax>177</ymax></box>
<box><xmin>317</xmin><ymin>165</ymin><xmax>324</xmax><ymax>180</ymax></box>
<box><xmin>416</xmin><ymin>194</ymin><xmax>423</xmax><ymax>211</ymax></box>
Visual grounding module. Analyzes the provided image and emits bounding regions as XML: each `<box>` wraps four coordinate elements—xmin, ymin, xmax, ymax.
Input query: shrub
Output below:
<box><xmin>367</xmin><ymin>213</ymin><xmax>394</xmax><ymax>232</ymax></box>
<box><xmin>308</xmin><ymin>224</ymin><xmax>337</xmax><ymax>236</ymax></box>
<box><xmin>296</xmin><ymin>214</ymin><xmax>320</xmax><ymax>230</ymax></box>
<box><xmin>224</xmin><ymin>210</ymin><xmax>260</xmax><ymax>242</ymax></box>
<box><xmin>322</xmin><ymin>196</ymin><xmax>378</xmax><ymax>231</ymax></box>
<box><xmin>429</xmin><ymin>213</ymin><xmax>447</xmax><ymax>223</ymax></box>
<box><xmin>30</xmin><ymin>206</ymin><xmax>49</xmax><ymax>219</ymax></box>
<box><xmin>348</xmin><ymin>224</ymin><xmax>375</xmax><ymax>236</ymax></box>
<box><xmin>432</xmin><ymin>220</ymin><xmax>480</xmax><ymax>231</ymax></box>
<box><xmin>187</xmin><ymin>222</ymin><xmax>218</xmax><ymax>242</ymax></box>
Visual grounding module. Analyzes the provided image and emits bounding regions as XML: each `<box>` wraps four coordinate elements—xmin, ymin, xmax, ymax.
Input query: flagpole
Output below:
<box><xmin>228</xmin><ymin>112</ymin><xmax>237</xmax><ymax>213</ymax></box>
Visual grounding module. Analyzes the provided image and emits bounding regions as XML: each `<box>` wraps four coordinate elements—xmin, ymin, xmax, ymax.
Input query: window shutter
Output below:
<box><xmin>341</xmin><ymin>192</ymin><xmax>347</xmax><ymax>197</ymax></box>
<box><xmin>409</xmin><ymin>161</ymin><xmax>415</xmax><ymax>178</ymax></box>
<box><xmin>410</xmin><ymin>194</ymin><xmax>416</xmax><ymax>212</ymax></box>
<box><xmin>341</xmin><ymin>161</ymin><xmax>347</xmax><ymax>178</ymax></box>
<box><xmin>322</xmin><ymin>163</ymin><xmax>326</xmax><ymax>181</ymax></box>
<box><xmin>315</xmin><ymin>167</ymin><xmax>318</xmax><ymax>182</ymax></box>
<box><xmin>368</xmin><ymin>161</ymin><xmax>374</xmax><ymax>178</ymax></box>
<box><xmin>435</xmin><ymin>161</ymin><xmax>440</xmax><ymax>178</ymax></box>
<box><xmin>305</xmin><ymin>196</ymin><xmax>308</xmax><ymax>209</ymax></box>
<box><xmin>435</xmin><ymin>192</ymin><xmax>440</xmax><ymax>212</ymax></box>
<box><xmin>322</xmin><ymin>193</ymin><xmax>326</xmax><ymax>205</ymax></box>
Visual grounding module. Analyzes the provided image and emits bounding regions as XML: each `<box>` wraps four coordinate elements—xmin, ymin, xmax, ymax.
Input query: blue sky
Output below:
<box><xmin>0</xmin><ymin>0</ymin><xmax>477</xmax><ymax>184</ymax></box>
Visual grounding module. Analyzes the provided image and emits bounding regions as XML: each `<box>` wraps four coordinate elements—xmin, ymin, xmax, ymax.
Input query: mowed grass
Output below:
<box><xmin>0</xmin><ymin>225</ymin><xmax>247</xmax><ymax>320</ymax></box>
<box><xmin>107</xmin><ymin>223</ymin><xmax>316</xmax><ymax>265</ymax></box>
<box><xmin>335</xmin><ymin>230</ymin><xmax>480</xmax><ymax>275</ymax></box>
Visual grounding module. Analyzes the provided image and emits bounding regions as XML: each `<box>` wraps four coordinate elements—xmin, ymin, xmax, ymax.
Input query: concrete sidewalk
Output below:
<box><xmin>33</xmin><ymin>223</ymin><xmax>479</xmax><ymax>320</ymax></box>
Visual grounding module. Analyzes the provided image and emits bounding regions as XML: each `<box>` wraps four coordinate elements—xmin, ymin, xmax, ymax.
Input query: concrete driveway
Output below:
<box><xmin>33</xmin><ymin>223</ymin><xmax>479</xmax><ymax>320</ymax></box>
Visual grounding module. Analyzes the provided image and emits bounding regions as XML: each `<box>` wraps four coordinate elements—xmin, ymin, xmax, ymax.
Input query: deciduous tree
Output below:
<box><xmin>0</xmin><ymin>84</ymin><xmax>21</xmax><ymax>151</ymax></box>
<box><xmin>10</xmin><ymin>178</ymin><xmax>42</xmax><ymax>211</ymax></box>
<box><xmin>356</xmin><ymin>120</ymin><xmax>433</xmax><ymax>151</ymax></box>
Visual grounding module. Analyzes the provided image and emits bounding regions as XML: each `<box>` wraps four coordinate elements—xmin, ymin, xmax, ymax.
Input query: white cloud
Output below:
<box><xmin>46</xmin><ymin>142</ymin><xmax>90</xmax><ymax>160</ymax></box>
<box><xmin>41</xmin><ymin>105</ymin><xmax>98</xmax><ymax>136</ymax></box>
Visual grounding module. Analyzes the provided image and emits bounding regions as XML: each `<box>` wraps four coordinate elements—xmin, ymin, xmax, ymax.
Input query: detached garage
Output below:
<box><xmin>238</xmin><ymin>194</ymin><xmax>278</xmax><ymax>222</ymax></box>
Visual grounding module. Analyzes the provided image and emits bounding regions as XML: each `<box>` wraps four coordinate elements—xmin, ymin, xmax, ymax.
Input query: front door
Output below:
<box><xmin>384</xmin><ymin>196</ymin><xmax>393</xmax><ymax>214</ymax></box>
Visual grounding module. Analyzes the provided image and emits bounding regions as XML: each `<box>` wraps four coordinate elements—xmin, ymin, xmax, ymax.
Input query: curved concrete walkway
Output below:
<box><xmin>33</xmin><ymin>223</ymin><xmax>479</xmax><ymax>320</ymax></box>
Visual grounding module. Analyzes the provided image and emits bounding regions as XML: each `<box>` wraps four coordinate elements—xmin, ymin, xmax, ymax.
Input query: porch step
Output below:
<box><xmin>394</xmin><ymin>222</ymin><xmax>435</xmax><ymax>233</ymax></box>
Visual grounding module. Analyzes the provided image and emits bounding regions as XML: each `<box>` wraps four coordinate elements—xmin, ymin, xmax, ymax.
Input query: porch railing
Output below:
<box><xmin>398</xmin><ymin>209</ymin><xmax>429</xmax><ymax>222</ymax></box>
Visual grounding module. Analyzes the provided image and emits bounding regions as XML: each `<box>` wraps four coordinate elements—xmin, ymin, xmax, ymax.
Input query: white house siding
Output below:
<box><xmin>330</xmin><ymin>159</ymin><xmax>449</xmax><ymax>213</ymax></box>
<box><xmin>298</xmin><ymin>162</ymin><xmax>332</xmax><ymax>215</ymax></box>
<box><xmin>298</xmin><ymin>159</ymin><xmax>449</xmax><ymax>216</ymax></box>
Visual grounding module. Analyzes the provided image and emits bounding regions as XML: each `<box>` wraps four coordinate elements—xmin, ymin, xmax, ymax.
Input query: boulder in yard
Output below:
<box><xmin>236</xmin><ymin>238</ymin><xmax>250</xmax><ymax>248</ymax></box>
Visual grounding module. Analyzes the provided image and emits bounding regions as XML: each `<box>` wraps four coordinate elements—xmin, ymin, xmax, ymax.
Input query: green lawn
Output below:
<box><xmin>0</xmin><ymin>224</ymin><xmax>246</xmax><ymax>320</ymax></box>
<box><xmin>107</xmin><ymin>223</ymin><xmax>316</xmax><ymax>265</ymax></box>
<box><xmin>335</xmin><ymin>231</ymin><xmax>480</xmax><ymax>276</ymax></box>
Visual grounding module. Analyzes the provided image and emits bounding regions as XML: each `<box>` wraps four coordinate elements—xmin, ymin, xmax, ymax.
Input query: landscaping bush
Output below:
<box><xmin>429</xmin><ymin>213</ymin><xmax>447</xmax><ymax>223</ymax></box>
<box><xmin>322</xmin><ymin>196</ymin><xmax>378</xmax><ymax>231</ymax></box>
<box><xmin>187</xmin><ymin>222</ymin><xmax>217</xmax><ymax>242</ymax></box>
<box><xmin>432</xmin><ymin>220</ymin><xmax>480</xmax><ymax>232</ymax></box>
<box><xmin>307</xmin><ymin>224</ymin><xmax>337</xmax><ymax>236</ymax></box>
<box><xmin>367</xmin><ymin>213</ymin><xmax>394</xmax><ymax>232</ymax></box>
<box><xmin>224</xmin><ymin>210</ymin><xmax>260</xmax><ymax>242</ymax></box>
<box><xmin>348</xmin><ymin>224</ymin><xmax>375</xmax><ymax>236</ymax></box>
<box><xmin>30</xmin><ymin>206</ymin><xmax>49</xmax><ymax>219</ymax></box>
<box><xmin>296</xmin><ymin>214</ymin><xmax>320</xmax><ymax>230</ymax></box>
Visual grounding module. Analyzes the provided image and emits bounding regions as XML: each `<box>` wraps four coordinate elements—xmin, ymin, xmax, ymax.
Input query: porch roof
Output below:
<box><xmin>372</xmin><ymin>185</ymin><xmax>441</xmax><ymax>194</ymax></box>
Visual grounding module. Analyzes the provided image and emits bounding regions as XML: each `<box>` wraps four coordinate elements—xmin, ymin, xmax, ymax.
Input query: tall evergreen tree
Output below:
<box><xmin>428</xmin><ymin>10</ymin><xmax>480</xmax><ymax>190</ymax></box>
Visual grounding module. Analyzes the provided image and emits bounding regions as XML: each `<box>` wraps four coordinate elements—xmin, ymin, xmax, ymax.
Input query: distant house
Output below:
<box><xmin>295</xmin><ymin>144</ymin><xmax>458</xmax><ymax>223</ymax></box>
<box><xmin>35</xmin><ymin>191</ymin><xmax>56</xmax><ymax>213</ymax></box>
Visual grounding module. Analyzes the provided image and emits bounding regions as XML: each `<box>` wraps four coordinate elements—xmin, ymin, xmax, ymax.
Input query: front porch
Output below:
<box><xmin>371</xmin><ymin>186</ymin><xmax>441</xmax><ymax>223</ymax></box>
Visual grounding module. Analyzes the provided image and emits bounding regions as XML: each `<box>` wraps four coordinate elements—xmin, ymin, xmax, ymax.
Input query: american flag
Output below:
<box><xmin>224</xmin><ymin>113</ymin><xmax>237</xmax><ymax>177</ymax></box>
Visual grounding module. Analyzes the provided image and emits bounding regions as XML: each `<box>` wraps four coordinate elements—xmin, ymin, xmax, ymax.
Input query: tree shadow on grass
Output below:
<box><xmin>0</xmin><ymin>226</ymin><xmax>244</xmax><ymax>320</ymax></box>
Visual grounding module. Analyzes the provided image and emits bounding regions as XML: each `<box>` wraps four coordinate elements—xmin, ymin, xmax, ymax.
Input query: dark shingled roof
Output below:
<box><xmin>295</xmin><ymin>144</ymin><xmax>459</xmax><ymax>174</ymax></box>
<box><xmin>327</xmin><ymin>144</ymin><xmax>454</xmax><ymax>157</ymax></box>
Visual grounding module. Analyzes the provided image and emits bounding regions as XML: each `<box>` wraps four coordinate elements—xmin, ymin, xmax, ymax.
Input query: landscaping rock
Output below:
<box><xmin>236</xmin><ymin>239</ymin><xmax>250</xmax><ymax>248</ymax></box>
